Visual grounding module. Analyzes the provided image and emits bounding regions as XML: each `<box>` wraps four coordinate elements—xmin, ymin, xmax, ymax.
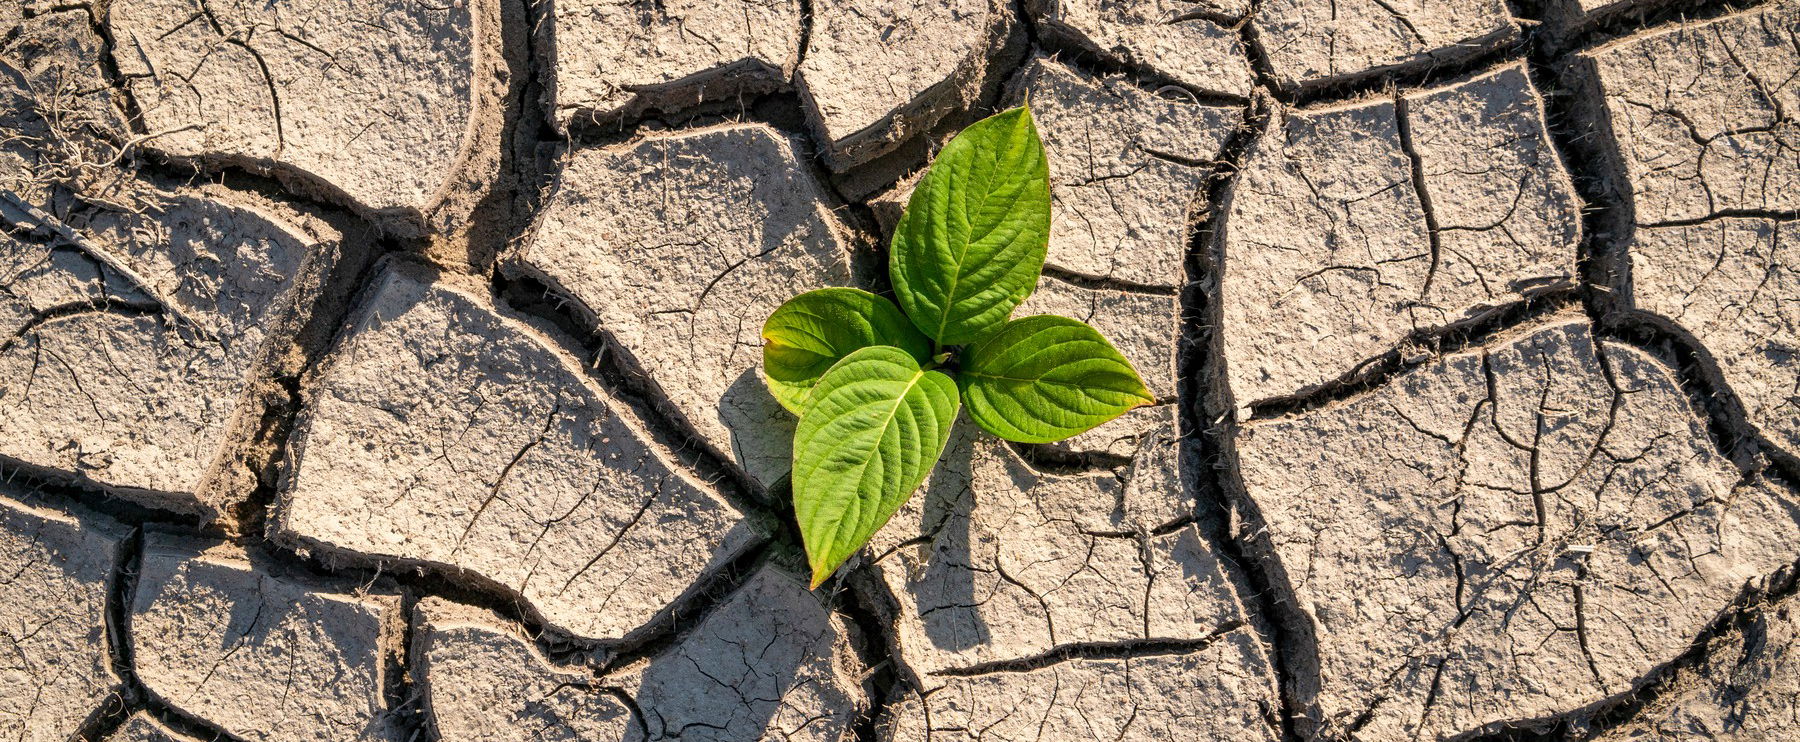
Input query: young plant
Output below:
<box><xmin>762</xmin><ymin>106</ymin><xmax>1154</xmax><ymax>587</ymax></box>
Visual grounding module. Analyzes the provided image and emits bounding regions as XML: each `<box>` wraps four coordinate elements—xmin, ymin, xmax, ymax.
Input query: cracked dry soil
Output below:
<box><xmin>1</xmin><ymin>0</ymin><xmax>1798</xmax><ymax>740</ymax></box>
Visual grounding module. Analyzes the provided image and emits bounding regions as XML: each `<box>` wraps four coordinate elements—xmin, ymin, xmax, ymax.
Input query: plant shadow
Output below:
<box><xmin>908</xmin><ymin>427</ymin><xmax>992</xmax><ymax>653</ymax></box>
<box><xmin>720</xmin><ymin>367</ymin><xmax>798</xmax><ymax>490</ymax></box>
<box><xmin>629</xmin><ymin>564</ymin><xmax>859</xmax><ymax>740</ymax></box>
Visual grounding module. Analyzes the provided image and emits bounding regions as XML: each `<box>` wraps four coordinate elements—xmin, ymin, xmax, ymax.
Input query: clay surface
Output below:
<box><xmin>0</xmin><ymin>486</ymin><xmax>125</xmax><ymax>742</ymax></box>
<box><xmin>414</xmin><ymin>598</ymin><xmax>635</xmax><ymax>741</ymax></box>
<box><xmin>1582</xmin><ymin>4</ymin><xmax>1800</xmax><ymax>226</ymax></box>
<box><xmin>130</xmin><ymin>532</ymin><xmax>402</xmax><ymax>741</ymax></box>
<box><xmin>274</xmin><ymin>263</ymin><xmax>764</xmax><ymax>643</ymax></box>
<box><xmin>1234</xmin><ymin>318</ymin><xmax>1800</xmax><ymax>739</ymax></box>
<box><xmin>106</xmin><ymin>0</ymin><xmax>503</xmax><ymax>224</ymax></box>
<box><xmin>865</xmin><ymin>427</ymin><xmax>1254</xmax><ymax>682</ymax></box>
<box><xmin>1006</xmin><ymin>56</ymin><xmax>1241</xmax><ymax>287</ymax></box>
<box><xmin>1253</xmin><ymin>0</ymin><xmax>1519</xmax><ymax>90</ymax></box>
<box><xmin>2</xmin><ymin>3</ymin><xmax>1797</xmax><ymax>740</ymax></box>
<box><xmin>798</xmin><ymin>0</ymin><xmax>1013</xmax><ymax>169</ymax></box>
<box><xmin>2</xmin><ymin>8</ymin><xmax>123</xmax><ymax>137</ymax></box>
<box><xmin>1628</xmin><ymin>220</ymin><xmax>1799</xmax><ymax>460</ymax></box>
<box><xmin>545</xmin><ymin>0</ymin><xmax>802</xmax><ymax>130</ymax></box>
<box><xmin>1219</xmin><ymin>64</ymin><xmax>1579</xmax><ymax>409</ymax></box>
<box><xmin>1593</xmin><ymin>602</ymin><xmax>1800</xmax><ymax>741</ymax></box>
<box><xmin>418</xmin><ymin>563</ymin><xmax>865</xmax><ymax>742</ymax></box>
<box><xmin>1583</xmin><ymin>5</ymin><xmax>1800</xmax><ymax>463</ymax></box>
<box><xmin>881</xmin><ymin>628</ymin><xmax>1280</xmax><ymax>742</ymax></box>
<box><xmin>506</xmin><ymin>124</ymin><xmax>852</xmax><ymax>489</ymax></box>
<box><xmin>1</xmin><ymin>78</ymin><xmax>340</xmax><ymax>513</ymax></box>
<box><xmin>1026</xmin><ymin>0</ymin><xmax>1254</xmax><ymax>98</ymax></box>
<box><xmin>105</xmin><ymin>713</ymin><xmax>201</xmax><ymax>742</ymax></box>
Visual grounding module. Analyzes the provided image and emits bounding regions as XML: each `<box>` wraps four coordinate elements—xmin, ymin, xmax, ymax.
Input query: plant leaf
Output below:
<box><xmin>762</xmin><ymin>288</ymin><xmax>932</xmax><ymax>414</ymax></box>
<box><xmin>890</xmin><ymin>105</ymin><xmax>1051</xmax><ymax>345</ymax></box>
<box><xmin>793</xmin><ymin>345</ymin><xmax>960</xmax><ymax>587</ymax></box>
<box><xmin>956</xmin><ymin>315</ymin><xmax>1155</xmax><ymax>443</ymax></box>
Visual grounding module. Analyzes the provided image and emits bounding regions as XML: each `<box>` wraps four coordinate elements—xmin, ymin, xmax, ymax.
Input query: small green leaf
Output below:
<box><xmin>794</xmin><ymin>346</ymin><xmax>960</xmax><ymax>587</ymax></box>
<box><xmin>890</xmin><ymin>105</ymin><xmax>1051</xmax><ymax>345</ymax></box>
<box><xmin>957</xmin><ymin>315</ymin><xmax>1155</xmax><ymax>443</ymax></box>
<box><xmin>762</xmin><ymin>288</ymin><xmax>932</xmax><ymax>414</ymax></box>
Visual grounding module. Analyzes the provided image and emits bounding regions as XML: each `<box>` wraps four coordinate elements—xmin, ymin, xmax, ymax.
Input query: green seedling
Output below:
<box><xmin>762</xmin><ymin>105</ymin><xmax>1154</xmax><ymax>587</ymax></box>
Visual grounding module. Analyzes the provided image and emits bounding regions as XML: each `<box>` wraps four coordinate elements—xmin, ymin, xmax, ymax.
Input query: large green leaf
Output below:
<box><xmin>957</xmin><ymin>315</ymin><xmax>1155</xmax><ymax>443</ymax></box>
<box><xmin>762</xmin><ymin>288</ymin><xmax>932</xmax><ymax>414</ymax></box>
<box><xmin>890</xmin><ymin>106</ymin><xmax>1051</xmax><ymax>345</ymax></box>
<box><xmin>793</xmin><ymin>345</ymin><xmax>960</xmax><ymax>587</ymax></box>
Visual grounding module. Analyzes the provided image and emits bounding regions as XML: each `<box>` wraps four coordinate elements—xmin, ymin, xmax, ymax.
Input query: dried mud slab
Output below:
<box><xmin>106</xmin><ymin>0</ymin><xmax>507</xmax><ymax>227</ymax></box>
<box><xmin>105</xmin><ymin>713</ymin><xmax>203</xmax><ymax>742</ymax></box>
<box><xmin>1552</xmin><ymin>0</ymin><xmax>1654</xmax><ymax>22</ymax></box>
<box><xmin>1628</xmin><ymin>220</ymin><xmax>1799</xmax><ymax>460</ymax></box>
<box><xmin>1594</xmin><ymin>601</ymin><xmax>1800</xmax><ymax>741</ymax></box>
<box><xmin>612</xmin><ymin>564</ymin><xmax>867</xmax><ymax>741</ymax></box>
<box><xmin>1</xmin><ymin>33</ymin><xmax>145</xmax><ymax>225</ymax></box>
<box><xmin>1540</xmin><ymin>0</ymin><xmax>1713</xmax><ymax>40</ymax></box>
<box><xmin>0</xmin><ymin>487</ymin><xmax>127</xmax><ymax>742</ymax></box>
<box><xmin>130</xmin><ymin>532</ymin><xmax>402</xmax><ymax>742</ymax></box>
<box><xmin>1403</xmin><ymin>68</ymin><xmax>1581</xmax><ymax>307</ymax></box>
<box><xmin>1025</xmin><ymin>0</ymin><xmax>1253</xmax><ymax>98</ymax></box>
<box><xmin>866</xmin><ymin>169</ymin><xmax>926</xmax><ymax>236</ymax></box>
<box><xmin>1232</xmin><ymin>318</ymin><xmax>1800</xmax><ymax>739</ymax></box>
<box><xmin>1005</xmin><ymin>56</ymin><xmax>1240</xmax><ymax>288</ymax></box>
<box><xmin>1253</xmin><ymin>0</ymin><xmax>1518</xmax><ymax>91</ymax></box>
<box><xmin>1</xmin><ymin>8</ymin><xmax>125</xmax><ymax>138</ymax></box>
<box><xmin>506</xmin><ymin>125</ymin><xmax>852</xmax><ymax>489</ymax></box>
<box><xmin>0</xmin><ymin>140</ymin><xmax>341</xmax><ymax>514</ymax></box>
<box><xmin>419</xmin><ymin>563</ymin><xmax>866</xmax><ymax>742</ymax></box>
<box><xmin>0</xmin><ymin>64</ymin><xmax>119</xmax><ymax>219</ymax></box>
<box><xmin>0</xmin><ymin>69</ymin><xmax>47</xmax><ymax>203</ymax></box>
<box><xmin>1580</xmin><ymin>7</ymin><xmax>1800</xmax><ymax>461</ymax></box>
<box><xmin>273</xmin><ymin>263</ymin><xmax>764</xmax><ymax>642</ymax></box>
<box><xmin>798</xmin><ymin>0</ymin><xmax>1013</xmax><ymax>170</ymax></box>
<box><xmin>1219</xmin><ymin>64</ymin><xmax>1578</xmax><ymax>408</ymax></box>
<box><xmin>415</xmin><ymin>599</ymin><xmax>634</xmax><ymax>741</ymax></box>
<box><xmin>864</xmin><ymin>426</ymin><xmax>1250</xmax><ymax>684</ymax></box>
<box><xmin>880</xmin><ymin>627</ymin><xmax>1279</xmax><ymax>741</ymax></box>
<box><xmin>544</xmin><ymin>0</ymin><xmax>801</xmax><ymax>130</ymax></box>
<box><xmin>1580</xmin><ymin>3</ymin><xmax>1800</xmax><ymax>226</ymax></box>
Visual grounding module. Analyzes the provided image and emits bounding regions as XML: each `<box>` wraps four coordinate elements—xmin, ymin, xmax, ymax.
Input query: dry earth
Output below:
<box><xmin>1</xmin><ymin>0</ymin><xmax>1798</xmax><ymax>740</ymax></box>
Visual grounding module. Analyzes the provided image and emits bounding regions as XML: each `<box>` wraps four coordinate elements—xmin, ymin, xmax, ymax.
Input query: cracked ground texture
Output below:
<box><xmin>1</xmin><ymin>0</ymin><xmax>1798</xmax><ymax>740</ymax></box>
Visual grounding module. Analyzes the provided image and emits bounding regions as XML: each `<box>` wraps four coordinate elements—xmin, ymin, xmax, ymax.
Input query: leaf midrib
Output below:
<box><xmin>960</xmin><ymin>368</ymin><xmax>1138</xmax><ymax>391</ymax></box>
<box><xmin>804</xmin><ymin>366</ymin><xmax>934</xmax><ymax>562</ymax></box>
<box><xmin>803</xmin><ymin>367</ymin><xmax>932</xmax><ymax>500</ymax></box>
<box><xmin>930</xmin><ymin>126</ymin><xmax>1024</xmax><ymax>340</ymax></box>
